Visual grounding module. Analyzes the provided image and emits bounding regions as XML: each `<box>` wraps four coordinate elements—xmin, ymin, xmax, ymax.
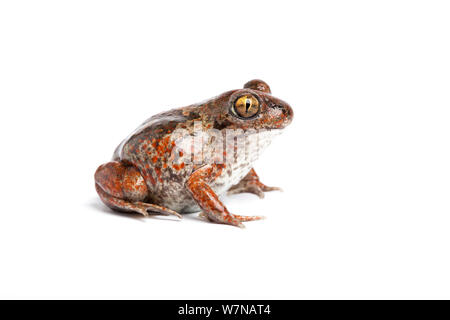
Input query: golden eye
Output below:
<box><xmin>233</xmin><ymin>95</ymin><xmax>260</xmax><ymax>118</ymax></box>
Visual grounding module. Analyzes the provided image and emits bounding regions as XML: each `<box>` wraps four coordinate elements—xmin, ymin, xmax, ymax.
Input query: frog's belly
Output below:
<box><xmin>210</xmin><ymin>162</ymin><xmax>253</xmax><ymax>196</ymax></box>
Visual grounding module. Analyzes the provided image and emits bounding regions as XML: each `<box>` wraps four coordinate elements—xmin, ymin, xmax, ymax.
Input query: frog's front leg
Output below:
<box><xmin>95</xmin><ymin>161</ymin><xmax>182</xmax><ymax>218</ymax></box>
<box><xmin>227</xmin><ymin>168</ymin><xmax>281</xmax><ymax>199</ymax></box>
<box><xmin>187</xmin><ymin>165</ymin><xmax>264</xmax><ymax>228</ymax></box>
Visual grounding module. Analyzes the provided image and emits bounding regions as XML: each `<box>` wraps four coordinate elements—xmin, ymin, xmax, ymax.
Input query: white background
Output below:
<box><xmin>1</xmin><ymin>1</ymin><xmax>449</xmax><ymax>299</ymax></box>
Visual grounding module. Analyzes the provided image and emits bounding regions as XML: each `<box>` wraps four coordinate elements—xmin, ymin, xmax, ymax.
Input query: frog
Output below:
<box><xmin>94</xmin><ymin>79</ymin><xmax>293</xmax><ymax>227</ymax></box>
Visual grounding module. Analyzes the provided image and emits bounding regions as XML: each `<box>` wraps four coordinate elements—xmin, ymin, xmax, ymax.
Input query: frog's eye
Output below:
<box><xmin>232</xmin><ymin>95</ymin><xmax>260</xmax><ymax>119</ymax></box>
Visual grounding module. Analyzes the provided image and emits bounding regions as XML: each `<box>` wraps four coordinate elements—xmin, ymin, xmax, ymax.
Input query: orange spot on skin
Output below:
<box><xmin>155</xmin><ymin>136</ymin><xmax>176</xmax><ymax>157</ymax></box>
<box><xmin>155</xmin><ymin>167</ymin><xmax>163</xmax><ymax>182</ymax></box>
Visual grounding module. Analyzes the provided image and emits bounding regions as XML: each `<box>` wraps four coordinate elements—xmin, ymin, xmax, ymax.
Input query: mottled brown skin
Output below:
<box><xmin>95</xmin><ymin>80</ymin><xmax>293</xmax><ymax>227</ymax></box>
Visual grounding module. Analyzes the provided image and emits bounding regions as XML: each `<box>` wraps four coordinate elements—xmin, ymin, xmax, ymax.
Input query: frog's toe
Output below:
<box><xmin>199</xmin><ymin>211</ymin><xmax>245</xmax><ymax>228</ymax></box>
<box><xmin>227</xmin><ymin>184</ymin><xmax>265</xmax><ymax>198</ymax></box>
<box><xmin>233</xmin><ymin>214</ymin><xmax>266</xmax><ymax>222</ymax></box>
<box><xmin>199</xmin><ymin>211</ymin><xmax>264</xmax><ymax>227</ymax></box>
<box><xmin>261</xmin><ymin>185</ymin><xmax>283</xmax><ymax>193</ymax></box>
<box><xmin>139</xmin><ymin>202</ymin><xmax>182</xmax><ymax>219</ymax></box>
<box><xmin>134</xmin><ymin>206</ymin><xmax>150</xmax><ymax>217</ymax></box>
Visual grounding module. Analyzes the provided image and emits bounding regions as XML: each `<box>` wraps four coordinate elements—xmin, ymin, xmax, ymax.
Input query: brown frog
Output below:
<box><xmin>94</xmin><ymin>79</ymin><xmax>293</xmax><ymax>227</ymax></box>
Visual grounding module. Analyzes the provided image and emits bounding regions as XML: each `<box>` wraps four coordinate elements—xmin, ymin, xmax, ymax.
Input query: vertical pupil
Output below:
<box><xmin>245</xmin><ymin>98</ymin><xmax>251</xmax><ymax>112</ymax></box>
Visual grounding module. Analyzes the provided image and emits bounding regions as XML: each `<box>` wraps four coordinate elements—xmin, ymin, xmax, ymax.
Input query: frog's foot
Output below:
<box><xmin>95</xmin><ymin>161</ymin><xmax>182</xmax><ymax>219</ymax></box>
<box><xmin>227</xmin><ymin>181</ymin><xmax>281</xmax><ymax>199</ymax></box>
<box><xmin>199</xmin><ymin>212</ymin><xmax>265</xmax><ymax>228</ymax></box>
<box><xmin>227</xmin><ymin>168</ymin><xmax>282</xmax><ymax>199</ymax></box>
<box><xmin>188</xmin><ymin>164</ymin><xmax>265</xmax><ymax>228</ymax></box>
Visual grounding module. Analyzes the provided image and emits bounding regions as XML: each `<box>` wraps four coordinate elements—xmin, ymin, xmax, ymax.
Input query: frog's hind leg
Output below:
<box><xmin>94</xmin><ymin>161</ymin><xmax>182</xmax><ymax>218</ymax></box>
<box><xmin>227</xmin><ymin>168</ymin><xmax>281</xmax><ymax>199</ymax></box>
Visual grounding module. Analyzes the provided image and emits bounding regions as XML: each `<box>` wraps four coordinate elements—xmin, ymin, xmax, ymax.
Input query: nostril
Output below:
<box><xmin>273</xmin><ymin>104</ymin><xmax>290</xmax><ymax>113</ymax></box>
<box><xmin>269</xmin><ymin>102</ymin><xmax>293</xmax><ymax>120</ymax></box>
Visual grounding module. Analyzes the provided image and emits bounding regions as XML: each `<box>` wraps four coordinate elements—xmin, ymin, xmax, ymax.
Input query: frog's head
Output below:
<box><xmin>209</xmin><ymin>79</ymin><xmax>293</xmax><ymax>131</ymax></box>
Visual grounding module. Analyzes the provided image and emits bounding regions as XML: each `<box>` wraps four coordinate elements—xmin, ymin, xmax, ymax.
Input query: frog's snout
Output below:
<box><xmin>270</xmin><ymin>100</ymin><xmax>293</xmax><ymax>128</ymax></box>
<box><xmin>282</xmin><ymin>104</ymin><xmax>294</xmax><ymax>127</ymax></box>
<box><xmin>282</xmin><ymin>103</ymin><xmax>294</xmax><ymax>123</ymax></box>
